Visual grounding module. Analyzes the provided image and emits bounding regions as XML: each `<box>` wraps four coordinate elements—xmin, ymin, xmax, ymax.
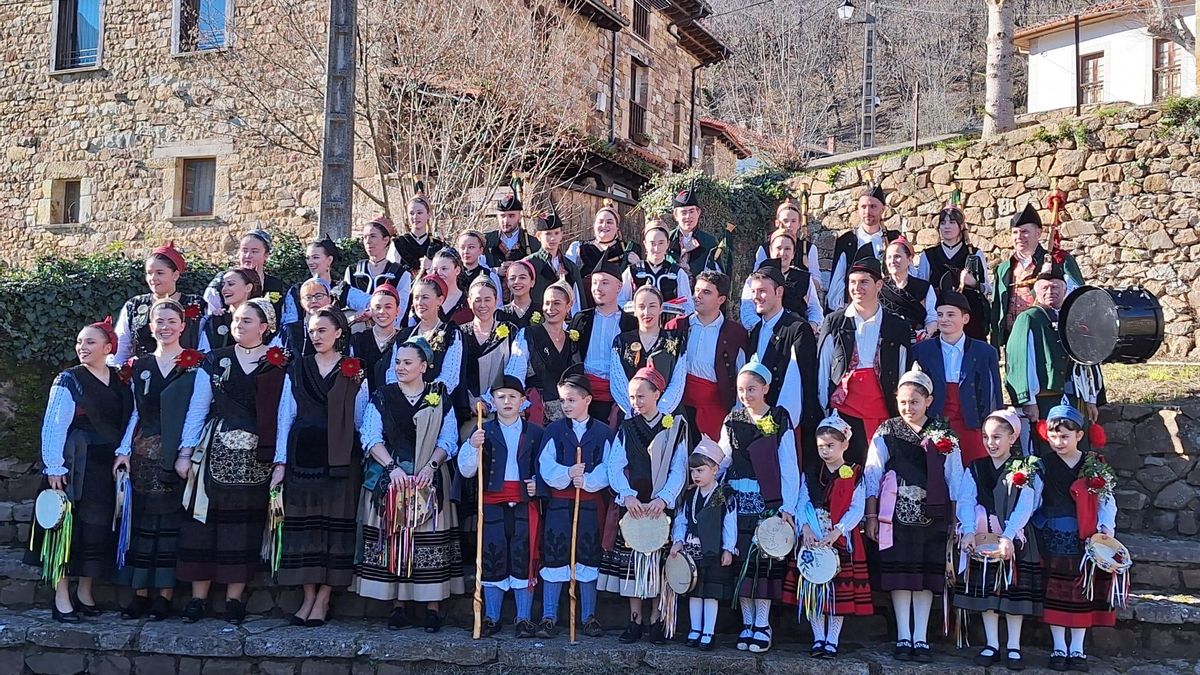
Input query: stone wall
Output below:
<box><xmin>792</xmin><ymin>103</ymin><xmax>1200</xmax><ymax>358</ymax></box>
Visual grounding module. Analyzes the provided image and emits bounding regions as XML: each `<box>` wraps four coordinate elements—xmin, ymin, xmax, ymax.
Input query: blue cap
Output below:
<box><xmin>1046</xmin><ymin>404</ymin><xmax>1085</xmax><ymax>427</ymax></box>
<box><xmin>739</xmin><ymin>357</ymin><xmax>772</xmax><ymax>386</ymax></box>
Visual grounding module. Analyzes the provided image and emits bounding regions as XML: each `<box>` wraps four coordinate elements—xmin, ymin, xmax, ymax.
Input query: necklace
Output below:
<box><xmin>238</xmin><ymin>343</ymin><xmax>264</xmax><ymax>355</ymax></box>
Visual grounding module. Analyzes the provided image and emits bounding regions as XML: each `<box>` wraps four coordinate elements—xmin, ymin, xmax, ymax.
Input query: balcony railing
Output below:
<box><xmin>629</xmin><ymin>101</ymin><xmax>648</xmax><ymax>145</ymax></box>
<box><xmin>632</xmin><ymin>0</ymin><xmax>649</xmax><ymax>40</ymax></box>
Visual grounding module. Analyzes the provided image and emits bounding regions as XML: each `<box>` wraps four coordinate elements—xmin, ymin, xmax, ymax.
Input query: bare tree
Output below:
<box><xmin>1137</xmin><ymin>0</ymin><xmax>1196</xmax><ymax>55</ymax></box>
<box><xmin>189</xmin><ymin>0</ymin><xmax>592</xmax><ymax>232</ymax></box>
<box><xmin>983</xmin><ymin>0</ymin><xmax>1016</xmax><ymax>137</ymax></box>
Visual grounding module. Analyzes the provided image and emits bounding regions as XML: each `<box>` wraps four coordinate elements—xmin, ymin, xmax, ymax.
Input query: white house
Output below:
<box><xmin>1016</xmin><ymin>0</ymin><xmax>1197</xmax><ymax>114</ymax></box>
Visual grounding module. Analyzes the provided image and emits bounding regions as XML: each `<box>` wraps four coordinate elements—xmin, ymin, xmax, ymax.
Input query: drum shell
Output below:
<box><xmin>1059</xmin><ymin>286</ymin><xmax>1163</xmax><ymax>365</ymax></box>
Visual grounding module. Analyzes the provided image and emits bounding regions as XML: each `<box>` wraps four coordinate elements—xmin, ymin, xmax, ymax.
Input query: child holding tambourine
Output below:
<box><xmin>795</xmin><ymin>411</ymin><xmax>872</xmax><ymax>659</ymax></box>
<box><xmin>668</xmin><ymin>439</ymin><xmax>737</xmax><ymax>651</ymax></box>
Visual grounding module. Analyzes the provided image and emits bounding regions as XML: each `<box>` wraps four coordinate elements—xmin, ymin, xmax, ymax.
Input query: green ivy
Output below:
<box><xmin>1160</xmin><ymin>96</ymin><xmax>1200</xmax><ymax>129</ymax></box>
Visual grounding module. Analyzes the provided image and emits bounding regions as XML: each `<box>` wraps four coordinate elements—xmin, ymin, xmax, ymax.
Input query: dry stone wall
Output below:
<box><xmin>793</xmin><ymin>104</ymin><xmax>1200</xmax><ymax>358</ymax></box>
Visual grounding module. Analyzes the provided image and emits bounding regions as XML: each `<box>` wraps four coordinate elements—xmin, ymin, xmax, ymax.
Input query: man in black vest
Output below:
<box><xmin>746</xmin><ymin>262</ymin><xmax>820</xmax><ymax>467</ymax></box>
<box><xmin>524</xmin><ymin>209</ymin><xmax>582</xmax><ymax>315</ymax></box>
<box><xmin>568</xmin><ymin>252</ymin><xmax>637</xmax><ymax>426</ymax></box>
<box><xmin>827</xmin><ymin>185</ymin><xmax>900</xmax><ymax>313</ymax></box>
<box><xmin>485</xmin><ymin>180</ymin><xmax>541</xmax><ymax>273</ymax></box>
<box><xmin>817</xmin><ymin>258</ymin><xmax>915</xmax><ymax>465</ymax></box>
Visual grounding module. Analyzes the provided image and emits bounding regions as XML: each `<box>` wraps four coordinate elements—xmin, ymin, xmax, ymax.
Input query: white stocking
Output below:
<box><xmin>688</xmin><ymin>597</ymin><xmax>703</xmax><ymax>634</ymax></box>
<box><xmin>1050</xmin><ymin>625</ymin><xmax>1068</xmax><ymax>652</ymax></box>
<box><xmin>702</xmin><ymin>599</ymin><xmax>718</xmax><ymax>634</ymax></box>
<box><xmin>826</xmin><ymin>615</ymin><xmax>845</xmax><ymax>646</ymax></box>
<box><xmin>982</xmin><ymin>610</ymin><xmax>1000</xmax><ymax>649</ymax></box>
<box><xmin>891</xmin><ymin>590</ymin><xmax>913</xmax><ymax>641</ymax></box>
<box><xmin>810</xmin><ymin>615</ymin><xmax>827</xmax><ymax>642</ymax></box>
<box><xmin>911</xmin><ymin>590</ymin><xmax>934</xmax><ymax>643</ymax></box>
<box><xmin>754</xmin><ymin>598</ymin><xmax>771</xmax><ymax>630</ymax></box>
<box><xmin>1070</xmin><ymin>628</ymin><xmax>1087</xmax><ymax>655</ymax></box>
<box><xmin>739</xmin><ymin>598</ymin><xmax>754</xmax><ymax>627</ymax></box>
<box><xmin>1005</xmin><ymin>614</ymin><xmax>1024</xmax><ymax>650</ymax></box>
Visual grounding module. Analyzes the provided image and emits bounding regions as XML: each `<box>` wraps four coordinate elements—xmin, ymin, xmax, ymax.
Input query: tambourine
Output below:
<box><xmin>113</xmin><ymin>469</ymin><xmax>130</xmax><ymax>526</ymax></box>
<box><xmin>970</xmin><ymin>533</ymin><xmax>1005</xmax><ymax>562</ymax></box>
<box><xmin>664</xmin><ymin>552</ymin><xmax>698</xmax><ymax>594</ymax></box>
<box><xmin>797</xmin><ymin>546</ymin><xmax>840</xmax><ymax>584</ymax></box>
<box><xmin>620</xmin><ymin>512</ymin><xmax>671</xmax><ymax>554</ymax></box>
<box><xmin>35</xmin><ymin>489</ymin><xmax>70</xmax><ymax>531</ymax></box>
<box><xmin>754</xmin><ymin>515</ymin><xmax>796</xmax><ymax>560</ymax></box>
<box><xmin>1085</xmin><ymin>533</ymin><xmax>1133</xmax><ymax>574</ymax></box>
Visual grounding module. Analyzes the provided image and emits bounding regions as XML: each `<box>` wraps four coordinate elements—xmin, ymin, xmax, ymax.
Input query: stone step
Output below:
<box><xmin>0</xmin><ymin>499</ymin><xmax>33</xmax><ymax>548</ymax></box>
<box><xmin>1121</xmin><ymin>533</ymin><xmax>1200</xmax><ymax>592</ymax></box>
<box><xmin>1119</xmin><ymin>593</ymin><xmax>1200</xmax><ymax>626</ymax></box>
<box><xmin>0</xmin><ymin>610</ymin><xmax>1194</xmax><ymax>675</ymax></box>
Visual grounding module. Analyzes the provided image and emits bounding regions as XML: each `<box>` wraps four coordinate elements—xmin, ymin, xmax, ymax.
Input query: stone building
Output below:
<box><xmin>0</xmin><ymin>0</ymin><xmax>734</xmax><ymax>267</ymax></box>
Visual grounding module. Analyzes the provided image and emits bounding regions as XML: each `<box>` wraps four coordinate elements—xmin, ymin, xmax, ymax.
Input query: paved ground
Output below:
<box><xmin>0</xmin><ymin>608</ymin><xmax>1195</xmax><ymax>674</ymax></box>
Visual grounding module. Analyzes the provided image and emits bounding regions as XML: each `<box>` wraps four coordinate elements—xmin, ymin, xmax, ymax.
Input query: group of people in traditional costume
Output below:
<box><xmin>30</xmin><ymin>176</ymin><xmax>1121</xmax><ymax>672</ymax></box>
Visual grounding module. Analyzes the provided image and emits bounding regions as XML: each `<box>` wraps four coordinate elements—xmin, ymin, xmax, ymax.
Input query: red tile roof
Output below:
<box><xmin>698</xmin><ymin>117</ymin><xmax>751</xmax><ymax>159</ymax></box>
<box><xmin>1012</xmin><ymin>0</ymin><xmax>1190</xmax><ymax>48</ymax></box>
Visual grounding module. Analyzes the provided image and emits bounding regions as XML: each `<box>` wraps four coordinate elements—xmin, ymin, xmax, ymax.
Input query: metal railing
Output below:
<box><xmin>629</xmin><ymin>101</ymin><xmax>648</xmax><ymax>145</ymax></box>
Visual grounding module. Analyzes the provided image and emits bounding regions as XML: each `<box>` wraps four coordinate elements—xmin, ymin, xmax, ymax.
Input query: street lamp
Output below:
<box><xmin>837</xmin><ymin>0</ymin><xmax>877</xmax><ymax>150</ymax></box>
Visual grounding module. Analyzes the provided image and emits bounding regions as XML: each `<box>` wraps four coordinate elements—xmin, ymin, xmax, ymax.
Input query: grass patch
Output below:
<box><xmin>1102</xmin><ymin>363</ymin><xmax>1200</xmax><ymax>404</ymax></box>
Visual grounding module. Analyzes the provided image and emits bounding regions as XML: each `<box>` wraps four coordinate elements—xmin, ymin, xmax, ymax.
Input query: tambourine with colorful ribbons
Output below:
<box><xmin>32</xmin><ymin>489</ymin><xmax>73</xmax><ymax>587</ymax></box>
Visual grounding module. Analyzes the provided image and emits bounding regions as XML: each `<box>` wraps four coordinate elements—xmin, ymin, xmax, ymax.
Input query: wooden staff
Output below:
<box><xmin>569</xmin><ymin>444</ymin><xmax>582</xmax><ymax>643</ymax></box>
<box><xmin>472</xmin><ymin>401</ymin><xmax>485</xmax><ymax>640</ymax></box>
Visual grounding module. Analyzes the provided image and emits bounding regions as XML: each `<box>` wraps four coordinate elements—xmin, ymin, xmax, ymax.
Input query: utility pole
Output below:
<box><xmin>318</xmin><ymin>0</ymin><xmax>357</xmax><ymax>238</ymax></box>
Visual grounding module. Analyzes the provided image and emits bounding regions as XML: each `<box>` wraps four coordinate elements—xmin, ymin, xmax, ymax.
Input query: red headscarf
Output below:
<box><xmin>151</xmin><ymin>240</ymin><xmax>187</xmax><ymax>274</ymax></box>
<box><xmin>632</xmin><ymin>364</ymin><xmax>666</xmax><ymax>392</ymax></box>
<box><xmin>89</xmin><ymin>316</ymin><xmax>118</xmax><ymax>350</ymax></box>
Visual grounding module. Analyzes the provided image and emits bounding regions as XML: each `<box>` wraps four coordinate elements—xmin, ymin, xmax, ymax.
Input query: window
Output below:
<box><xmin>176</xmin><ymin>0</ymin><xmax>229</xmax><ymax>53</ymax></box>
<box><xmin>1079</xmin><ymin>52</ymin><xmax>1104</xmax><ymax>104</ymax></box>
<box><xmin>39</xmin><ymin>177</ymin><xmax>92</xmax><ymax>227</ymax></box>
<box><xmin>1153</xmin><ymin>39</ymin><xmax>1181</xmax><ymax>101</ymax></box>
<box><xmin>632</xmin><ymin>0</ymin><xmax>650</xmax><ymax>41</ymax></box>
<box><xmin>180</xmin><ymin>158</ymin><xmax>216</xmax><ymax>216</ymax></box>
<box><xmin>672</xmin><ymin>100</ymin><xmax>684</xmax><ymax>146</ymax></box>
<box><xmin>51</xmin><ymin>0</ymin><xmax>103</xmax><ymax>71</ymax></box>
<box><xmin>61</xmin><ymin>180</ymin><xmax>81</xmax><ymax>223</ymax></box>
<box><xmin>629</xmin><ymin>60</ymin><xmax>650</xmax><ymax>145</ymax></box>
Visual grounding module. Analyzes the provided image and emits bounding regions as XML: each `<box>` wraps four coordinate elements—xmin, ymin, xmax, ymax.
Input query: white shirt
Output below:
<box><xmin>864</xmin><ymin>429</ymin><xmax>965</xmax><ymax>498</ymax></box>
<box><xmin>583</xmin><ymin>308</ymin><xmax>623</xmax><ymax>378</ymax></box>
<box><xmin>538</xmin><ymin>419</ymin><xmax>611</xmax><ymax>493</ymax></box>
<box><xmin>914</xmin><ymin>243</ymin><xmax>993</xmax><ymax>297</ymax></box>
<box><xmin>817</xmin><ymin>304</ymin><xmax>907</xmax><ymax>409</ymax></box>
<box><xmin>940</xmin><ymin>333</ymin><xmax>967</xmax><ymax>383</ymax></box>
<box><xmin>828</xmin><ymin>227</ymin><xmax>886</xmax><ymax>311</ymax></box>
<box><xmin>457</xmin><ymin>418</ymin><xmax>524</xmax><ymax>481</ymax></box>
<box><xmin>607</xmin><ymin>414</ymin><xmax>688</xmax><ymax>506</ymax></box>
<box><xmin>753</xmin><ymin>307</ymin><xmax>786</xmax><ymax>359</ymax></box>
<box><xmin>739</xmin><ymin>271</ymin><xmax>823</xmax><ymax>329</ymax></box>
<box><xmin>684</xmin><ymin>313</ymin><xmax>728</xmax><ymax>382</ymax></box>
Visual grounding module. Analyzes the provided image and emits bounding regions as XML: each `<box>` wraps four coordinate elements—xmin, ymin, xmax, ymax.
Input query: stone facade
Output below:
<box><xmin>0</xmin><ymin>0</ymin><xmax>727</xmax><ymax>269</ymax></box>
<box><xmin>793</xmin><ymin>103</ymin><xmax>1200</xmax><ymax>358</ymax></box>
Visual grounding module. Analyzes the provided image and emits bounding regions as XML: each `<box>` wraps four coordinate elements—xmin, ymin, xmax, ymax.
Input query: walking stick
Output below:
<box><xmin>569</xmin><ymin>444</ymin><xmax>582</xmax><ymax>643</ymax></box>
<box><xmin>472</xmin><ymin>401</ymin><xmax>485</xmax><ymax>640</ymax></box>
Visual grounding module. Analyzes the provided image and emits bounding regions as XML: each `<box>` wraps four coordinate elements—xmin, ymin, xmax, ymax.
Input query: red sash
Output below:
<box><xmin>683</xmin><ymin>375</ymin><xmax>727</xmax><ymax>440</ymax></box>
<box><xmin>828</xmin><ymin>465</ymin><xmax>859</xmax><ymax>528</ymax></box>
<box><xmin>586</xmin><ymin>374</ymin><xmax>613</xmax><ymax>402</ymax></box>
<box><xmin>483</xmin><ymin>481</ymin><xmax>542</xmax><ymax>585</ymax></box>
<box><xmin>1068</xmin><ymin>478</ymin><xmax>1101</xmax><ymax>539</ymax></box>
<box><xmin>944</xmin><ymin>383</ymin><xmax>986</xmax><ymax>465</ymax></box>
<box><xmin>833</xmin><ymin>368</ymin><xmax>889</xmax><ymax>438</ymax></box>
<box><xmin>550</xmin><ymin>488</ymin><xmax>605</xmax><ymax>503</ymax></box>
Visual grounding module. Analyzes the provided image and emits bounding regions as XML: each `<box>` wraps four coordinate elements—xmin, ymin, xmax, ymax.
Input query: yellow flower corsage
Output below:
<box><xmin>424</xmin><ymin>392</ymin><xmax>441</xmax><ymax>406</ymax></box>
<box><xmin>568</xmin><ymin>329</ymin><xmax>580</xmax><ymax>342</ymax></box>
<box><xmin>530</xmin><ymin>311</ymin><xmax>543</xmax><ymax>325</ymax></box>
<box><xmin>664</xmin><ymin>337</ymin><xmax>678</xmax><ymax>355</ymax></box>
<box><xmin>838</xmin><ymin>465</ymin><xmax>855</xmax><ymax>480</ymax></box>
<box><xmin>755</xmin><ymin>415</ymin><xmax>778</xmax><ymax>436</ymax></box>
<box><xmin>495</xmin><ymin>324</ymin><xmax>510</xmax><ymax>339</ymax></box>
<box><xmin>662</xmin><ymin>414</ymin><xmax>675</xmax><ymax>429</ymax></box>
<box><xmin>266</xmin><ymin>291</ymin><xmax>282</xmax><ymax>304</ymax></box>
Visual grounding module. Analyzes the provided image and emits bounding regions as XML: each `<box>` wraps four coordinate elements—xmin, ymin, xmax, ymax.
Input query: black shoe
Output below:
<box><xmin>74</xmin><ymin>595</ymin><xmax>101</xmax><ymax>617</ymax></box>
<box><xmin>618</xmin><ymin>620</ymin><xmax>643</xmax><ymax>644</ymax></box>
<box><xmin>912</xmin><ymin>641</ymin><xmax>932</xmax><ymax>663</ymax></box>
<box><xmin>387</xmin><ymin>607</ymin><xmax>410</xmax><ymax>630</ymax></box>
<box><xmin>515</xmin><ymin>619</ymin><xmax>537</xmax><ymax>638</ymax></box>
<box><xmin>121</xmin><ymin>595</ymin><xmax>151</xmax><ymax>620</ymax></box>
<box><xmin>894</xmin><ymin>639</ymin><xmax>913</xmax><ymax>661</ymax></box>
<box><xmin>582</xmin><ymin>616</ymin><xmax>604</xmax><ymax>638</ymax></box>
<box><xmin>974</xmin><ymin>645</ymin><xmax>1000</xmax><ymax>667</ymax></box>
<box><xmin>736</xmin><ymin>625</ymin><xmax>752</xmax><ymax>651</ymax></box>
<box><xmin>748</xmin><ymin>626</ymin><xmax>771</xmax><ymax>654</ymax></box>
<box><xmin>647</xmin><ymin>621</ymin><xmax>666</xmax><ymax>645</ymax></box>
<box><xmin>482</xmin><ymin>618</ymin><xmax>501</xmax><ymax>637</ymax></box>
<box><xmin>423</xmin><ymin>609</ymin><xmax>442</xmax><ymax>633</ymax></box>
<box><xmin>686</xmin><ymin>630</ymin><xmax>702</xmax><ymax>647</ymax></box>
<box><xmin>289</xmin><ymin>614</ymin><xmax>306</xmax><ymax>626</ymax></box>
<box><xmin>1006</xmin><ymin>649</ymin><xmax>1026</xmax><ymax>671</ymax></box>
<box><xmin>1048</xmin><ymin>650</ymin><xmax>1069</xmax><ymax>672</ymax></box>
<box><xmin>1068</xmin><ymin>652</ymin><xmax>1089</xmax><ymax>672</ymax></box>
<box><xmin>811</xmin><ymin>640</ymin><xmax>827</xmax><ymax>658</ymax></box>
<box><xmin>52</xmin><ymin>604</ymin><xmax>80</xmax><ymax>624</ymax></box>
<box><xmin>823</xmin><ymin>643</ymin><xmax>839</xmax><ymax>659</ymax></box>
<box><xmin>224</xmin><ymin>598</ymin><xmax>245</xmax><ymax>625</ymax></box>
<box><xmin>535</xmin><ymin>618</ymin><xmax>557</xmax><ymax>639</ymax></box>
<box><xmin>182</xmin><ymin>598</ymin><xmax>207</xmax><ymax>623</ymax></box>
<box><xmin>699</xmin><ymin>633</ymin><xmax>715</xmax><ymax>651</ymax></box>
<box><xmin>147</xmin><ymin>596</ymin><xmax>172</xmax><ymax>622</ymax></box>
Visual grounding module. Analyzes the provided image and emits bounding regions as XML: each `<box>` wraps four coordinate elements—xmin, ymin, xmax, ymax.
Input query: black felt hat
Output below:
<box><xmin>848</xmin><ymin>257</ymin><xmax>883</xmax><ymax>281</ymax></box>
<box><xmin>1011</xmin><ymin>203</ymin><xmax>1043</xmax><ymax>229</ymax></box>
<box><xmin>671</xmin><ymin>179</ymin><xmax>700</xmax><ymax>208</ymax></box>
<box><xmin>497</xmin><ymin>174</ymin><xmax>524</xmax><ymax>213</ymax></box>
<box><xmin>936</xmin><ymin>289</ymin><xmax>971</xmax><ymax>313</ymax></box>
<box><xmin>558</xmin><ymin>363</ymin><xmax>591</xmax><ymax>396</ymax></box>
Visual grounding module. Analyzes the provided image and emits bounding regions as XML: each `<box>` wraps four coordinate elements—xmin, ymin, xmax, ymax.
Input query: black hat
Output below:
<box><xmin>671</xmin><ymin>179</ymin><xmax>700</xmax><ymax>209</ymax></box>
<box><xmin>493</xmin><ymin>374</ymin><xmax>526</xmax><ymax>395</ymax></box>
<box><xmin>1011</xmin><ymin>203</ymin><xmax>1042</xmax><ymax>229</ymax></box>
<box><xmin>936</xmin><ymin>289</ymin><xmax>971</xmax><ymax>313</ymax></box>
<box><xmin>753</xmin><ymin>258</ymin><xmax>786</xmax><ymax>286</ymax></box>
<box><xmin>536</xmin><ymin>195</ymin><xmax>564</xmax><ymax>232</ymax></box>
<box><xmin>1036</xmin><ymin>258</ymin><xmax>1064</xmax><ymax>282</ymax></box>
<box><xmin>591</xmin><ymin>249</ymin><xmax>625</xmax><ymax>280</ymax></box>
<box><xmin>558</xmin><ymin>363</ymin><xmax>591</xmax><ymax>396</ymax></box>
<box><xmin>497</xmin><ymin>174</ymin><xmax>524</xmax><ymax>213</ymax></box>
<box><xmin>848</xmin><ymin>257</ymin><xmax>883</xmax><ymax>281</ymax></box>
<box><xmin>865</xmin><ymin>184</ymin><xmax>887</xmax><ymax>205</ymax></box>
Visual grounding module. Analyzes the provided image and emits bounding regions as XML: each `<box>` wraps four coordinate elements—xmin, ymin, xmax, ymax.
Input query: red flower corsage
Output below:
<box><xmin>184</xmin><ymin>303</ymin><xmax>203</xmax><ymax>320</ymax></box>
<box><xmin>264</xmin><ymin>346</ymin><xmax>288</xmax><ymax>368</ymax></box>
<box><xmin>176</xmin><ymin>349</ymin><xmax>204</xmax><ymax>371</ymax></box>
<box><xmin>1010</xmin><ymin>471</ymin><xmax>1028</xmax><ymax>487</ymax></box>
<box><xmin>1088</xmin><ymin>475</ymin><xmax>1107</xmax><ymax>491</ymax></box>
<box><xmin>934</xmin><ymin>437</ymin><xmax>954</xmax><ymax>454</ymax></box>
<box><xmin>340</xmin><ymin>357</ymin><xmax>363</xmax><ymax>380</ymax></box>
<box><xmin>118</xmin><ymin>362</ymin><xmax>133</xmax><ymax>384</ymax></box>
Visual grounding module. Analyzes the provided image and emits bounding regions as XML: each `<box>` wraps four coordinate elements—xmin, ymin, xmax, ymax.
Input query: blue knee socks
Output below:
<box><xmin>580</xmin><ymin>580</ymin><xmax>597</xmax><ymax>620</ymax></box>
<box><xmin>542</xmin><ymin>581</ymin><xmax>562</xmax><ymax>621</ymax></box>
<box><xmin>515</xmin><ymin>587</ymin><xmax>533</xmax><ymax>622</ymax></box>
<box><xmin>484</xmin><ymin>586</ymin><xmax>503</xmax><ymax>622</ymax></box>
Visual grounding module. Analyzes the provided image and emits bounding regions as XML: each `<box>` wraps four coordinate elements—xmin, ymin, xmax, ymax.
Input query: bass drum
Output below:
<box><xmin>1059</xmin><ymin>286</ymin><xmax>1163</xmax><ymax>365</ymax></box>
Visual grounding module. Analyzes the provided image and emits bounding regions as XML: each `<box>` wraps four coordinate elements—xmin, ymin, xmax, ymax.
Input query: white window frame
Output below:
<box><xmin>172</xmin><ymin>0</ymin><xmax>235</xmax><ymax>56</ymax></box>
<box><xmin>49</xmin><ymin>0</ymin><xmax>106</xmax><ymax>74</ymax></box>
